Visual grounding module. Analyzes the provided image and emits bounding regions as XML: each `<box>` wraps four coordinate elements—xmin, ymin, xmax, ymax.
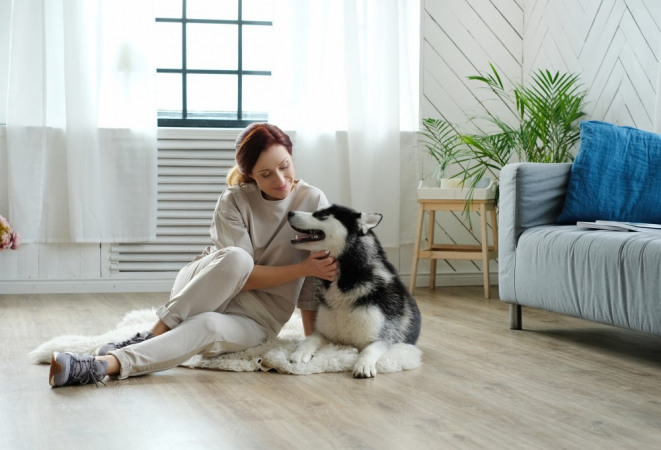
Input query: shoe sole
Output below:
<box><xmin>49</xmin><ymin>351</ymin><xmax>62</xmax><ymax>387</ymax></box>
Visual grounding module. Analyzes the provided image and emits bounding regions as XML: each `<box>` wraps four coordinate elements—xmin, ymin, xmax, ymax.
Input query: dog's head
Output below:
<box><xmin>288</xmin><ymin>204</ymin><xmax>382</xmax><ymax>256</ymax></box>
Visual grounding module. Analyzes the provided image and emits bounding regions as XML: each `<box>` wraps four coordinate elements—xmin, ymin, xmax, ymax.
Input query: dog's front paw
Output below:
<box><xmin>290</xmin><ymin>349</ymin><xmax>314</xmax><ymax>364</ymax></box>
<box><xmin>353</xmin><ymin>360</ymin><xmax>377</xmax><ymax>378</ymax></box>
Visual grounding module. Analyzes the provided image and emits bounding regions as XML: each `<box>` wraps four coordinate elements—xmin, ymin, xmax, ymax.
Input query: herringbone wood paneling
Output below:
<box><xmin>525</xmin><ymin>0</ymin><xmax>661</xmax><ymax>130</ymax></box>
<box><xmin>421</xmin><ymin>0</ymin><xmax>661</xmax><ymax>280</ymax></box>
<box><xmin>422</xmin><ymin>0</ymin><xmax>523</xmax><ymax>277</ymax></box>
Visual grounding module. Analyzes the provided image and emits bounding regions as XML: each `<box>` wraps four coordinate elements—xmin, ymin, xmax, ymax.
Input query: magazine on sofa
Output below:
<box><xmin>576</xmin><ymin>220</ymin><xmax>661</xmax><ymax>233</ymax></box>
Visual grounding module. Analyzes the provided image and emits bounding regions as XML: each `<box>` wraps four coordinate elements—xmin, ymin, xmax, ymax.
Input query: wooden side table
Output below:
<box><xmin>409</xmin><ymin>199</ymin><xmax>498</xmax><ymax>298</ymax></box>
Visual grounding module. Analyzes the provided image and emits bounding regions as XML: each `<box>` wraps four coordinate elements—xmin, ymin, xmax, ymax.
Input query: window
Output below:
<box><xmin>155</xmin><ymin>0</ymin><xmax>273</xmax><ymax>128</ymax></box>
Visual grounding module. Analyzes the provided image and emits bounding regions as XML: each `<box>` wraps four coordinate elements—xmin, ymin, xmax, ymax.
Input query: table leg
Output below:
<box><xmin>490</xmin><ymin>207</ymin><xmax>498</xmax><ymax>252</ymax></box>
<box><xmin>428</xmin><ymin>209</ymin><xmax>436</xmax><ymax>290</ymax></box>
<box><xmin>409</xmin><ymin>202</ymin><xmax>425</xmax><ymax>294</ymax></box>
<box><xmin>480</xmin><ymin>203</ymin><xmax>490</xmax><ymax>298</ymax></box>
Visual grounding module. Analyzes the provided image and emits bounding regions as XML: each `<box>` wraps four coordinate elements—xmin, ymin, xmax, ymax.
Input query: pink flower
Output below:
<box><xmin>0</xmin><ymin>233</ymin><xmax>9</xmax><ymax>250</ymax></box>
<box><xmin>11</xmin><ymin>231</ymin><xmax>21</xmax><ymax>249</ymax></box>
<box><xmin>0</xmin><ymin>214</ymin><xmax>20</xmax><ymax>251</ymax></box>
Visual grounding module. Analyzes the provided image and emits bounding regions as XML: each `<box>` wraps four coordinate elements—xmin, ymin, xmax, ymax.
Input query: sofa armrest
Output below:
<box><xmin>498</xmin><ymin>163</ymin><xmax>572</xmax><ymax>302</ymax></box>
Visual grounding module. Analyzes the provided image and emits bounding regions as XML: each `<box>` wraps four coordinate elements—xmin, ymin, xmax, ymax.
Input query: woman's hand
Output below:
<box><xmin>301</xmin><ymin>250</ymin><xmax>338</xmax><ymax>281</ymax></box>
<box><xmin>242</xmin><ymin>251</ymin><xmax>338</xmax><ymax>292</ymax></box>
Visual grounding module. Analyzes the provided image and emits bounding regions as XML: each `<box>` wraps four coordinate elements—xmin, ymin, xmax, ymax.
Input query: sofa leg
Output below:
<box><xmin>509</xmin><ymin>304</ymin><xmax>522</xmax><ymax>330</ymax></box>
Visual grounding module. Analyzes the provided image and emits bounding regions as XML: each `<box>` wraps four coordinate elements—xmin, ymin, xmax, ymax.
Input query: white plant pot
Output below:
<box><xmin>417</xmin><ymin>178</ymin><xmax>497</xmax><ymax>200</ymax></box>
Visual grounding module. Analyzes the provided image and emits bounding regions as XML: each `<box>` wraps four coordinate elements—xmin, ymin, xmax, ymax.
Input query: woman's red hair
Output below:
<box><xmin>227</xmin><ymin>123</ymin><xmax>293</xmax><ymax>186</ymax></box>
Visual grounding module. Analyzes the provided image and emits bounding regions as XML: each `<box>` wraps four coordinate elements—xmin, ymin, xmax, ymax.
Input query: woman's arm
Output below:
<box><xmin>241</xmin><ymin>250</ymin><xmax>337</xmax><ymax>292</ymax></box>
<box><xmin>241</xmin><ymin>264</ymin><xmax>306</xmax><ymax>292</ymax></box>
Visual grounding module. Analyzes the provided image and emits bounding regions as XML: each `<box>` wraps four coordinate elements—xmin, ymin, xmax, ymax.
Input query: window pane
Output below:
<box><xmin>156</xmin><ymin>23</ymin><xmax>182</xmax><ymax>69</ymax></box>
<box><xmin>242</xmin><ymin>0</ymin><xmax>273</xmax><ymax>22</ymax></box>
<box><xmin>242</xmin><ymin>25</ymin><xmax>271</xmax><ymax>72</ymax></box>
<box><xmin>155</xmin><ymin>0</ymin><xmax>181</xmax><ymax>18</ymax></box>
<box><xmin>187</xmin><ymin>74</ymin><xmax>237</xmax><ymax>119</ymax></box>
<box><xmin>187</xmin><ymin>0</ymin><xmax>238</xmax><ymax>20</ymax></box>
<box><xmin>242</xmin><ymin>75</ymin><xmax>270</xmax><ymax>120</ymax></box>
<box><xmin>157</xmin><ymin>73</ymin><xmax>183</xmax><ymax>116</ymax></box>
<box><xmin>187</xmin><ymin>24</ymin><xmax>237</xmax><ymax>70</ymax></box>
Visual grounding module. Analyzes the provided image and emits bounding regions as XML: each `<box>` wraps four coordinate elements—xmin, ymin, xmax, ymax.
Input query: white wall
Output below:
<box><xmin>524</xmin><ymin>0</ymin><xmax>661</xmax><ymax>131</ymax></box>
<box><xmin>0</xmin><ymin>129</ymin><xmax>109</xmax><ymax>291</ymax></box>
<box><xmin>5</xmin><ymin>0</ymin><xmax>661</xmax><ymax>293</ymax></box>
<box><xmin>0</xmin><ymin>127</ymin><xmax>6</xmax><ymax>218</ymax></box>
<box><xmin>421</xmin><ymin>0</ymin><xmax>661</xmax><ymax>285</ymax></box>
<box><xmin>0</xmin><ymin>128</ymin><xmax>431</xmax><ymax>294</ymax></box>
<box><xmin>0</xmin><ymin>129</ymin><xmax>226</xmax><ymax>293</ymax></box>
<box><xmin>420</xmin><ymin>0</ymin><xmax>523</xmax><ymax>280</ymax></box>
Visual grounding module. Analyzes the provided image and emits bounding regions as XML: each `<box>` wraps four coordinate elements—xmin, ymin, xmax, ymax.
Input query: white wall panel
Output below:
<box><xmin>421</xmin><ymin>0</ymin><xmax>522</xmax><ymax>279</ymax></box>
<box><xmin>0</xmin><ymin>129</ymin><xmax>236</xmax><ymax>292</ymax></box>
<box><xmin>420</xmin><ymin>0</ymin><xmax>661</xmax><ymax>283</ymax></box>
<box><xmin>525</xmin><ymin>0</ymin><xmax>661</xmax><ymax>131</ymax></box>
<box><xmin>4</xmin><ymin>0</ymin><xmax>660</xmax><ymax>292</ymax></box>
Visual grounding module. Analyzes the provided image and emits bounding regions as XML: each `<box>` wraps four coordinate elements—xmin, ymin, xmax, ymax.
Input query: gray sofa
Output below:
<box><xmin>499</xmin><ymin>163</ymin><xmax>661</xmax><ymax>335</ymax></box>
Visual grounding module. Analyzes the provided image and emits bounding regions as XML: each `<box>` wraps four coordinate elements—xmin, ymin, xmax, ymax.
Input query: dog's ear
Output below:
<box><xmin>358</xmin><ymin>213</ymin><xmax>382</xmax><ymax>235</ymax></box>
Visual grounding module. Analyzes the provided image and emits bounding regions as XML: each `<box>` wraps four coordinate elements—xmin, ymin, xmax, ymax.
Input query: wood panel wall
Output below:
<box><xmin>419</xmin><ymin>0</ymin><xmax>661</xmax><ymax>281</ymax></box>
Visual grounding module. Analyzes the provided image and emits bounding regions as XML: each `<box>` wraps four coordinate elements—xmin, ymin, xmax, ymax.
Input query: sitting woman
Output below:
<box><xmin>49</xmin><ymin>122</ymin><xmax>337</xmax><ymax>387</ymax></box>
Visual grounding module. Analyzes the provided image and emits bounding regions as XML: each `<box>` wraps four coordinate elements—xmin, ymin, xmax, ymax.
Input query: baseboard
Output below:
<box><xmin>0</xmin><ymin>272</ymin><xmax>497</xmax><ymax>295</ymax></box>
<box><xmin>0</xmin><ymin>277</ymin><xmax>176</xmax><ymax>294</ymax></box>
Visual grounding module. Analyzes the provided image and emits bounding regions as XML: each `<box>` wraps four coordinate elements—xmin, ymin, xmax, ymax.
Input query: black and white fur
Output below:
<box><xmin>288</xmin><ymin>204</ymin><xmax>421</xmax><ymax>378</ymax></box>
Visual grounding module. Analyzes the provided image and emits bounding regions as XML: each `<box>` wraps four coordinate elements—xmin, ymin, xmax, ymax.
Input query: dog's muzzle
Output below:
<box><xmin>289</xmin><ymin>224</ymin><xmax>326</xmax><ymax>244</ymax></box>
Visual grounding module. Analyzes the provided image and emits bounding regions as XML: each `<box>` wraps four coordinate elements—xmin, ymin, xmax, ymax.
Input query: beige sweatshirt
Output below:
<box><xmin>206</xmin><ymin>180</ymin><xmax>328</xmax><ymax>328</ymax></box>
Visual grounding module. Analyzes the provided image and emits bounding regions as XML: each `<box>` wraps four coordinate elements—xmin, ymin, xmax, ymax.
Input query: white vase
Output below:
<box><xmin>440</xmin><ymin>178</ymin><xmax>464</xmax><ymax>189</ymax></box>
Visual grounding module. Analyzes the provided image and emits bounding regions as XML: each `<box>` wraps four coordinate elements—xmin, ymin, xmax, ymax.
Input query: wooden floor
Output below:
<box><xmin>2</xmin><ymin>288</ymin><xmax>661</xmax><ymax>449</ymax></box>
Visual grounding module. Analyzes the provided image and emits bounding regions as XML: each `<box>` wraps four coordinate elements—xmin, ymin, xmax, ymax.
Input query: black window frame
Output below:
<box><xmin>156</xmin><ymin>0</ymin><xmax>272</xmax><ymax>128</ymax></box>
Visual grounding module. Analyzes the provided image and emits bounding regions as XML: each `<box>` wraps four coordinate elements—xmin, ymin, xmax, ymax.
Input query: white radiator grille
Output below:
<box><xmin>110</xmin><ymin>136</ymin><xmax>238</xmax><ymax>275</ymax></box>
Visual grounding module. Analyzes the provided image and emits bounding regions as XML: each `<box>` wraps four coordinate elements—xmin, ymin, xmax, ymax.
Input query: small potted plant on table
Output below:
<box><xmin>418</xmin><ymin>64</ymin><xmax>588</xmax><ymax>221</ymax></box>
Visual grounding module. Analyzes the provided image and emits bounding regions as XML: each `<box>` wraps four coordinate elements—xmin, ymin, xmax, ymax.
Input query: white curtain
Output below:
<box><xmin>271</xmin><ymin>0</ymin><xmax>420</xmax><ymax>247</ymax></box>
<box><xmin>6</xmin><ymin>0</ymin><xmax>157</xmax><ymax>243</ymax></box>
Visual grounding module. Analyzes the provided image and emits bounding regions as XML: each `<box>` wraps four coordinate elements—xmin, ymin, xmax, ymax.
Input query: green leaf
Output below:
<box><xmin>489</xmin><ymin>63</ymin><xmax>504</xmax><ymax>89</ymax></box>
<box><xmin>419</xmin><ymin>64</ymin><xmax>588</xmax><ymax>223</ymax></box>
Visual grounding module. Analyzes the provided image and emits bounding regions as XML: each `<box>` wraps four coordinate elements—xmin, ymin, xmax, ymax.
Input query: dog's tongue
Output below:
<box><xmin>294</xmin><ymin>233</ymin><xmax>313</xmax><ymax>241</ymax></box>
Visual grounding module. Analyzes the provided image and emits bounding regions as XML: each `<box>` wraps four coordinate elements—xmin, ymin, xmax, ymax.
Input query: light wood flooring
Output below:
<box><xmin>2</xmin><ymin>287</ymin><xmax>661</xmax><ymax>449</ymax></box>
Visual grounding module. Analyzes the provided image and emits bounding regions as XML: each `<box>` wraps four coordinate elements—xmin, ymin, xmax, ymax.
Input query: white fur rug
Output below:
<box><xmin>30</xmin><ymin>309</ymin><xmax>422</xmax><ymax>375</ymax></box>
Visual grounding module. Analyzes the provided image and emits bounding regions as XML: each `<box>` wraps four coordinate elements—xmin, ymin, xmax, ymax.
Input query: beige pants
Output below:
<box><xmin>110</xmin><ymin>247</ymin><xmax>270</xmax><ymax>379</ymax></box>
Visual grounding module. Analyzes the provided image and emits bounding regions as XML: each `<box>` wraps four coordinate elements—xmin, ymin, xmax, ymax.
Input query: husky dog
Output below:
<box><xmin>288</xmin><ymin>204</ymin><xmax>421</xmax><ymax>378</ymax></box>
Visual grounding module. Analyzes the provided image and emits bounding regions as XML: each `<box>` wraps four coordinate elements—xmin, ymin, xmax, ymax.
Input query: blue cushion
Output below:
<box><xmin>556</xmin><ymin>121</ymin><xmax>661</xmax><ymax>224</ymax></box>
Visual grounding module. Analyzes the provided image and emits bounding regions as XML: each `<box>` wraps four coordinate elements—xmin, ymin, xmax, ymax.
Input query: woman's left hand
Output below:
<box><xmin>301</xmin><ymin>250</ymin><xmax>338</xmax><ymax>281</ymax></box>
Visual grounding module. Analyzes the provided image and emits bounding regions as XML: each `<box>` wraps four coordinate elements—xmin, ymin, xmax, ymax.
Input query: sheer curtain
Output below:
<box><xmin>6</xmin><ymin>0</ymin><xmax>157</xmax><ymax>243</ymax></box>
<box><xmin>271</xmin><ymin>0</ymin><xmax>420</xmax><ymax>247</ymax></box>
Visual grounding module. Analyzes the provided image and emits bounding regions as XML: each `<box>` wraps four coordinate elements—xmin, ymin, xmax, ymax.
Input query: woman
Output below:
<box><xmin>49</xmin><ymin>123</ymin><xmax>337</xmax><ymax>387</ymax></box>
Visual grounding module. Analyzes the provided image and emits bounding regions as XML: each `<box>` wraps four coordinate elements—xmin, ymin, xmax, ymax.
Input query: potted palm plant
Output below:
<box><xmin>418</xmin><ymin>119</ymin><xmax>462</xmax><ymax>188</ymax></box>
<box><xmin>419</xmin><ymin>64</ymin><xmax>588</xmax><ymax>221</ymax></box>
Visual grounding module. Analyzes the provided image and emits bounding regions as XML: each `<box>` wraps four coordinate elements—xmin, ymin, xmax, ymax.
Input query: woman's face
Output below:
<box><xmin>250</xmin><ymin>144</ymin><xmax>296</xmax><ymax>200</ymax></box>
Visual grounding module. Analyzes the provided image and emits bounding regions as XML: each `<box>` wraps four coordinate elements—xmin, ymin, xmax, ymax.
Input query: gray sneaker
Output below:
<box><xmin>96</xmin><ymin>331</ymin><xmax>154</xmax><ymax>356</ymax></box>
<box><xmin>49</xmin><ymin>352</ymin><xmax>109</xmax><ymax>388</ymax></box>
